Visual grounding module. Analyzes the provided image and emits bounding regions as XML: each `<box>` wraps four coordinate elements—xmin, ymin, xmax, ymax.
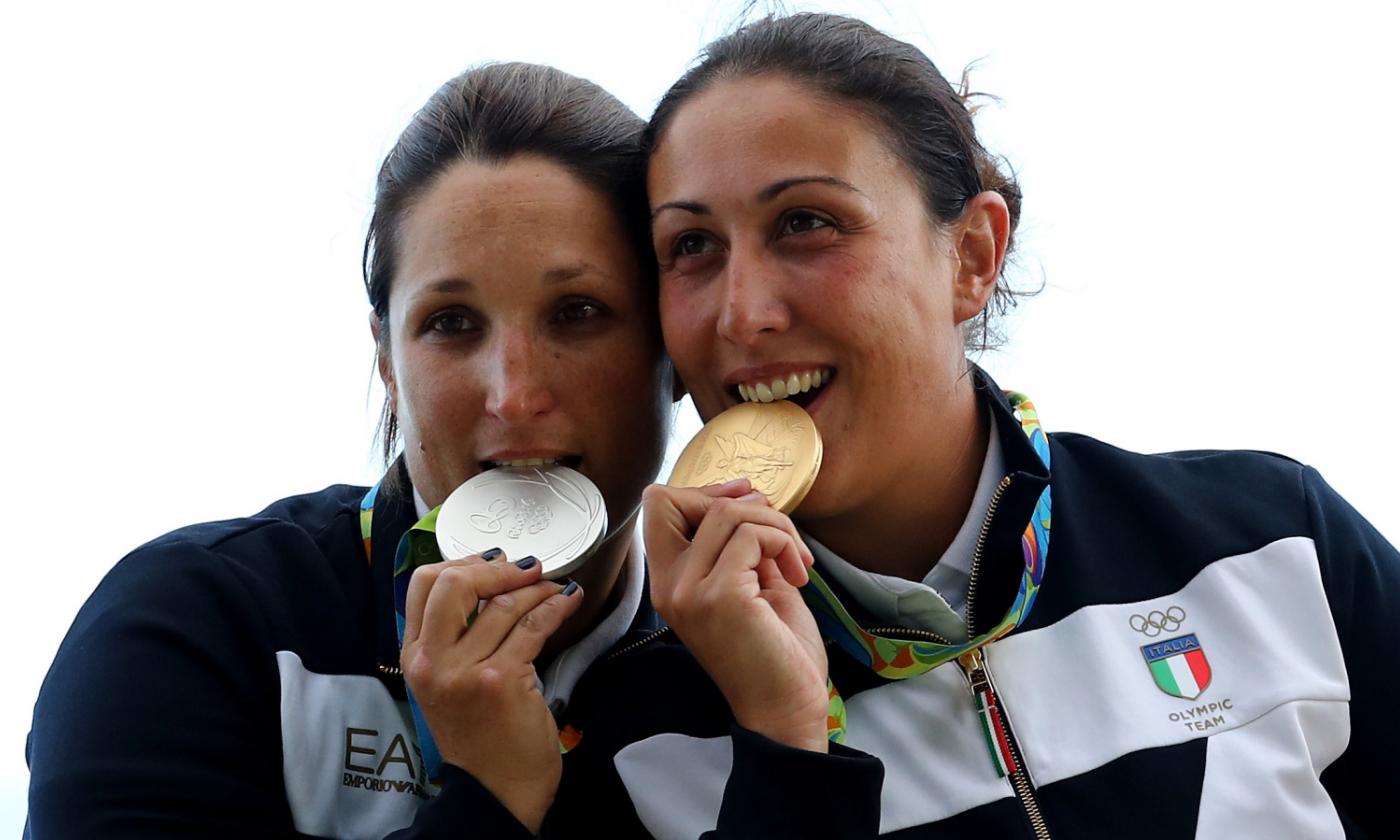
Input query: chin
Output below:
<box><xmin>790</xmin><ymin>471</ymin><xmax>842</xmax><ymax>524</ymax></box>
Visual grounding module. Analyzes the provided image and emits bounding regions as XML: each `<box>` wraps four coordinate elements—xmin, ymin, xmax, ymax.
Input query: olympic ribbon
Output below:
<box><xmin>800</xmin><ymin>391</ymin><xmax>1052</xmax><ymax>682</ymax></box>
<box><xmin>359</xmin><ymin>489</ymin><xmax>577</xmax><ymax>785</ymax></box>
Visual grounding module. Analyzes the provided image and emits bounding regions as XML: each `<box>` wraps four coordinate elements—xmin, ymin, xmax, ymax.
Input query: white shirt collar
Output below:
<box><xmin>804</xmin><ymin>415</ymin><xmax>1003</xmax><ymax>640</ymax></box>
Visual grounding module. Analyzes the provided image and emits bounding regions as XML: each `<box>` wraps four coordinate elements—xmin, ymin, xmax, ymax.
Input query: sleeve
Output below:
<box><xmin>701</xmin><ymin>724</ymin><xmax>884</xmax><ymax>839</ymax></box>
<box><xmin>1304</xmin><ymin>466</ymin><xmax>1400</xmax><ymax>836</ymax></box>
<box><xmin>25</xmin><ymin>541</ymin><xmax>534</xmax><ymax>839</ymax></box>
<box><xmin>25</xmin><ymin>541</ymin><xmax>299</xmax><ymax>837</ymax></box>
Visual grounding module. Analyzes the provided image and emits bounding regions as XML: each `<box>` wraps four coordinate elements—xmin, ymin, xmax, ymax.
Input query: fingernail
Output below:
<box><xmin>514</xmin><ymin>556</ymin><xmax>538</xmax><ymax>570</ymax></box>
<box><xmin>562</xmin><ymin>580</ymin><xmax>580</xmax><ymax>597</ymax></box>
<box><xmin>481</xmin><ymin>547</ymin><xmax>503</xmax><ymax>561</ymax></box>
<box><xmin>738</xmin><ymin>491</ymin><xmax>767</xmax><ymax>503</ymax></box>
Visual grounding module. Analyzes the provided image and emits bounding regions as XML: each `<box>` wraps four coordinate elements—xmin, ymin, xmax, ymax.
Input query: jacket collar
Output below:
<box><xmin>369</xmin><ymin>459</ymin><xmax>417</xmax><ymax>691</ymax></box>
<box><xmin>967</xmin><ymin>365</ymin><xmax>1051</xmax><ymax>635</ymax></box>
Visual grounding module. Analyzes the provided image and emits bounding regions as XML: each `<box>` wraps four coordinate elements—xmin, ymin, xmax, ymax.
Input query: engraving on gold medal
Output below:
<box><xmin>668</xmin><ymin>400</ymin><xmax>822</xmax><ymax>514</ymax></box>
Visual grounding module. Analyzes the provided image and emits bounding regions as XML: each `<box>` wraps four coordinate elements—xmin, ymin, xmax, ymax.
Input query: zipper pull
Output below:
<box><xmin>959</xmin><ymin>648</ymin><xmax>1018</xmax><ymax>778</ymax></box>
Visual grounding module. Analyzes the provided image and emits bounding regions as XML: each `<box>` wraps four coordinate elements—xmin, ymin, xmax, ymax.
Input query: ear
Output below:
<box><xmin>951</xmin><ymin>191</ymin><xmax>1010</xmax><ymax>324</ymax></box>
<box><xmin>369</xmin><ymin>310</ymin><xmax>398</xmax><ymax>409</ymax></box>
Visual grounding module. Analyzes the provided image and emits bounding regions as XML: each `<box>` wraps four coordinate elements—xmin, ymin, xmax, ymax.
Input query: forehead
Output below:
<box><xmin>395</xmin><ymin>156</ymin><xmax>636</xmax><ymax>295</ymax></box>
<box><xmin>648</xmin><ymin>74</ymin><xmax>904</xmax><ymax>202</ymax></box>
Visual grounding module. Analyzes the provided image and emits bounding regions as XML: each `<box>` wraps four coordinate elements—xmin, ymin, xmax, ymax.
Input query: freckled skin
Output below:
<box><xmin>649</xmin><ymin>76</ymin><xmax>1003</xmax><ymax>579</ymax></box>
<box><xmin>375</xmin><ymin>155</ymin><xmax>671</xmax><ymax>647</ymax></box>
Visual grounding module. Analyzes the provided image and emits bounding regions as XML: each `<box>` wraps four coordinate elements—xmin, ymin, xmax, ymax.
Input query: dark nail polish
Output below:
<box><xmin>480</xmin><ymin>547</ymin><xmax>502</xmax><ymax>561</ymax></box>
<box><xmin>514</xmin><ymin>556</ymin><xmax>538</xmax><ymax>570</ymax></box>
<box><xmin>562</xmin><ymin>581</ymin><xmax>580</xmax><ymax>597</ymax></box>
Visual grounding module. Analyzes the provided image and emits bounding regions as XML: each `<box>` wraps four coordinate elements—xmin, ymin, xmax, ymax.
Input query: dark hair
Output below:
<box><xmin>644</xmin><ymin>13</ymin><xmax>1028</xmax><ymax>353</ymax></box>
<box><xmin>364</xmin><ymin>62</ymin><xmax>652</xmax><ymax>466</ymax></box>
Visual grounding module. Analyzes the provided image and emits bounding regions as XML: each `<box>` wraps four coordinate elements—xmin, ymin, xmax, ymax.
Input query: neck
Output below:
<box><xmin>802</xmin><ymin>376</ymin><xmax>989</xmax><ymax>581</ymax></box>
<box><xmin>539</xmin><ymin>510</ymin><xmax>635</xmax><ymax>659</ymax></box>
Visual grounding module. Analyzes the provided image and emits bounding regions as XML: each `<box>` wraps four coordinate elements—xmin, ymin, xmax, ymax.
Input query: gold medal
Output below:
<box><xmin>668</xmin><ymin>400</ymin><xmax>822</xmax><ymax>514</ymax></box>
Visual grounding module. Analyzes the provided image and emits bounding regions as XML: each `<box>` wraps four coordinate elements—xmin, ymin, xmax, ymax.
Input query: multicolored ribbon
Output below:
<box><xmin>801</xmin><ymin>391</ymin><xmax>1051</xmax><ymax>689</ymax></box>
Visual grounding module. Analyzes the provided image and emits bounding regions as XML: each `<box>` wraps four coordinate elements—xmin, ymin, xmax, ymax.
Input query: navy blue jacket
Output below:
<box><xmin>28</xmin><ymin>373</ymin><xmax>1400</xmax><ymax>837</ymax></box>
<box><xmin>25</xmin><ymin>465</ymin><xmax>672</xmax><ymax>838</ymax></box>
<box><xmin>601</xmin><ymin>374</ymin><xmax>1399</xmax><ymax>838</ymax></box>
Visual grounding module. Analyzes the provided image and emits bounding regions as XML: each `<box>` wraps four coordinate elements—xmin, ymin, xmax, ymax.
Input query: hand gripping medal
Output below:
<box><xmin>435</xmin><ymin>465</ymin><xmax>607</xmax><ymax>579</ymax></box>
<box><xmin>668</xmin><ymin>400</ymin><xmax>822</xmax><ymax>513</ymax></box>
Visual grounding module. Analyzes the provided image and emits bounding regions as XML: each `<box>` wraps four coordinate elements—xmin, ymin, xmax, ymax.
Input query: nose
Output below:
<box><xmin>483</xmin><ymin>328</ymin><xmax>558</xmax><ymax>423</ymax></box>
<box><xmin>715</xmin><ymin>245</ymin><xmax>790</xmax><ymax>346</ymax></box>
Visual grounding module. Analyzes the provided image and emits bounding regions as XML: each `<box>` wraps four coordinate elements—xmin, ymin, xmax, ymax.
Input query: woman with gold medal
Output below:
<box><xmin>625</xmin><ymin>12</ymin><xmax>1399</xmax><ymax>838</ymax></box>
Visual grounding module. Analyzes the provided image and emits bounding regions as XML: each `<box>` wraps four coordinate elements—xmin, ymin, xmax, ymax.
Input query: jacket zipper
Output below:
<box><xmin>965</xmin><ymin>473</ymin><xmax>1049</xmax><ymax>837</ymax></box>
<box><xmin>879</xmin><ymin>474</ymin><xmax>1048</xmax><ymax>837</ymax></box>
<box><xmin>966</xmin><ymin>474</ymin><xmax>1013</xmax><ymax>636</ymax></box>
<box><xmin>601</xmin><ymin>625</ymin><xmax>674</xmax><ymax>662</ymax></box>
<box><xmin>960</xmin><ymin>647</ymin><xmax>1050</xmax><ymax>839</ymax></box>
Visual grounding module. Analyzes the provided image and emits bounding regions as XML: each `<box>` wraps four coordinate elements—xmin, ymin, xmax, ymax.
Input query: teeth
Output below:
<box><xmin>492</xmin><ymin>457</ymin><xmax>562</xmax><ymax>468</ymax></box>
<box><xmin>735</xmin><ymin>367</ymin><xmax>833</xmax><ymax>404</ymax></box>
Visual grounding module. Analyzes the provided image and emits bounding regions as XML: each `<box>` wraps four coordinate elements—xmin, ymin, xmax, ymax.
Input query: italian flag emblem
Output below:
<box><xmin>1141</xmin><ymin>633</ymin><xmax>1212</xmax><ymax>700</ymax></box>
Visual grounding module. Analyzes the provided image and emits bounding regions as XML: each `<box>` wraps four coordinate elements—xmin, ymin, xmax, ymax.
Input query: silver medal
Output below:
<box><xmin>435</xmin><ymin>465</ymin><xmax>608</xmax><ymax>579</ymax></box>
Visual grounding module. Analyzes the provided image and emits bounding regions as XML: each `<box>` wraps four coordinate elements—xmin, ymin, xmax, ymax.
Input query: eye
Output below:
<box><xmin>425</xmin><ymin>309</ymin><xmax>479</xmax><ymax>336</ymax></box>
<box><xmin>672</xmin><ymin>231</ymin><xmax>718</xmax><ymax>258</ymax></box>
<box><xmin>554</xmin><ymin>298</ymin><xmax>607</xmax><ymax>324</ymax></box>
<box><xmin>779</xmin><ymin>210</ymin><xmax>833</xmax><ymax>236</ymax></box>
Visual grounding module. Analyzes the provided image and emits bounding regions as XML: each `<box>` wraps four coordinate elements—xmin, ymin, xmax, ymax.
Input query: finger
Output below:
<box><xmin>652</xmin><ymin>482</ymin><xmax>752</xmax><ymax>536</ymax></box>
<box><xmin>419</xmin><ymin>556</ymin><xmax>544</xmax><ymax>649</ymax></box>
<box><xmin>685</xmin><ymin>495</ymin><xmax>811</xmax><ymax>589</ymax></box>
<box><xmin>706</xmin><ymin>521</ymin><xmax>809</xmax><ymax>590</ymax></box>
<box><xmin>754</xmin><ymin>543</ymin><xmax>810</xmax><ymax>590</ymax></box>
<box><xmin>642</xmin><ymin>484</ymin><xmax>704</xmax><ymax>591</ymax></box>
<box><xmin>699</xmin><ymin>477</ymin><xmax>751</xmax><ymax>497</ymax></box>
<box><xmin>458</xmin><ymin>579</ymin><xmax>565</xmax><ymax>662</ymax></box>
<box><xmin>494</xmin><ymin>581</ymin><xmax>585</xmax><ymax>664</ymax></box>
<box><xmin>401</xmin><ymin>549</ymin><xmax>505</xmax><ymax>645</ymax></box>
<box><xmin>735</xmin><ymin>493</ymin><xmax>814</xmax><ymax>570</ymax></box>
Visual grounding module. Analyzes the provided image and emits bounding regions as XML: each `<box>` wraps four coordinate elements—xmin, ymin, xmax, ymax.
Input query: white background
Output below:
<box><xmin>3</xmin><ymin>0</ymin><xmax>1397</xmax><ymax>831</ymax></box>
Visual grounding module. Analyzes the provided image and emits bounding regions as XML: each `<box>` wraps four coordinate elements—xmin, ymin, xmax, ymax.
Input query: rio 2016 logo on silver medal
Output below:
<box><xmin>436</xmin><ymin>465</ymin><xmax>607</xmax><ymax>580</ymax></box>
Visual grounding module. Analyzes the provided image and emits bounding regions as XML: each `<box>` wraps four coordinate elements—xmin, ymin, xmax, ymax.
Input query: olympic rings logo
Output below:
<box><xmin>1128</xmin><ymin>606</ymin><xmax>1186</xmax><ymax>637</ymax></box>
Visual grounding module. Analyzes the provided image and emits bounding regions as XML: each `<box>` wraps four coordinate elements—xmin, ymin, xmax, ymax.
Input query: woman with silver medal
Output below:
<box><xmin>625</xmin><ymin>13</ymin><xmax>1400</xmax><ymax>839</ymax></box>
<box><xmin>27</xmin><ymin>63</ymin><xmax>674</xmax><ymax>837</ymax></box>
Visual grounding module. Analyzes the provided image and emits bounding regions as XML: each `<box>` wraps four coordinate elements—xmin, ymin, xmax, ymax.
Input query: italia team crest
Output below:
<box><xmin>1140</xmin><ymin>633</ymin><xmax>1212</xmax><ymax>700</ymax></box>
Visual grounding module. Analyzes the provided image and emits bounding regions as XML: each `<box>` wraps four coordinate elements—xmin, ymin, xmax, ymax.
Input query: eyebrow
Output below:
<box><xmin>542</xmin><ymin>261</ymin><xmax>602</xmax><ymax>285</ymax></box>
<box><xmin>759</xmin><ymin>175</ymin><xmax>863</xmax><ymax>201</ymax></box>
<box><xmin>651</xmin><ymin>175</ymin><xmax>863</xmax><ymax>221</ymax></box>
<box><xmin>422</xmin><ymin>277</ymin><xmax>472</xmax><ymax>295</ymax></box>
<box><xmin>412</xmin><ymin>262</ymin><xmax>601</xmax><ymax>298</ymax></box>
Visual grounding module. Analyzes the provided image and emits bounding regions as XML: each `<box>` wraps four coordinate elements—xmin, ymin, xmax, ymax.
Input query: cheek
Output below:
<box><xmin>395</xmin><ymin>346</ymin><xmax>478</xmax><ymax>444</ymax></box>
<box><xmin>567</xmin><ymin>334</ymin><xmax>670</xmax><ymax>458</ymax></box>
<box><xmin>659</xmin><ymin>284</ymin><xmax>710</xmax><ymax>373</ymax></box>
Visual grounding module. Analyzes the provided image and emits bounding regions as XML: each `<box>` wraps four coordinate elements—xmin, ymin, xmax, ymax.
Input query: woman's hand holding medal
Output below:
<box><xmin>400</xmin><ymin>551</ymin><xmax>581</xmax><ymax>833</ymax></box>
<box><xmin>646</xmin><ymin>401</ymin><xmax>831</xmax><ymax>752</ymax></box>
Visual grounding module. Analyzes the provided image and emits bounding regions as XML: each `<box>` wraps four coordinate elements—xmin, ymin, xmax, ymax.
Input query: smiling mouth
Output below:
<box><xmin>733</xmin><ymin>367</ymin><xmax>834</xmax><ymax>410</ymax></box>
